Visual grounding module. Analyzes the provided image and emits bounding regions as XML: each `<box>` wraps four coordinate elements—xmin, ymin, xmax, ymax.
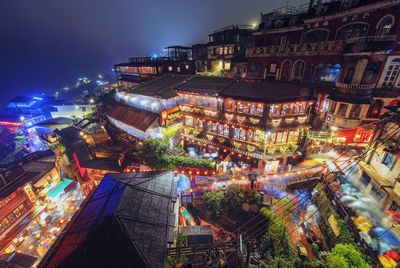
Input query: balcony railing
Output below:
<box><xmin>346</xmin><ymin>35</ymin><xmax>397</xmax><ymax>44</ymax></box>
<box><xmin>335</xmin><ymin>82</ymin><xmax>375</xmax><ymax>95</ymax></box>
<box><xmin>344</xmin><ymin>35</ymin><xmax>397</xmax><ymax>53</ymax></box>
<box><xmin>246</xmin><ymin>41</ymin><xmax>344</xmax><ymax>57</ymax></box>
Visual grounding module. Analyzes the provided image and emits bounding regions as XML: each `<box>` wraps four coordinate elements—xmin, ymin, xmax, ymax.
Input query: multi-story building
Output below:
<box><xmin>114</xmin><ymin>45</ymin><xmax>195</xmax><ymax>89</ymax></box>
<box><xmin>362</xmin><ymin>113</ymin><xmax>400</xmax><ymax>211</ymax></box>
<box><xmin>54</xmin><ymin>122</ymin><xmax>125</xmax><ymax>195</ymax></box>
<box><xmin>246</xmin><ymin>0</ymin><xmax>400</xmax><ymax>143</ymax></box>
<box><xmin>177</xmin><ymin>77</ymin><xmax>324</xmax><ymax>172</ymax></box>
<box><xmin>192</xmin><ymin>43</ymin><xmax>208</xmax><ymax>73</ymax></box>
<box><xmin>101</xmin><ymin>75</ymin><xmax>191</xmax><ymax>145</ymax></box>
<box><xmin>207</xmin><ymin>25</ymin><xmax>254</xmax><ymax>75</ymax></box>
<box><xmin>0</xmin><ymin>150</ymin><xmax>60</xmax><ymax>252</ymax></box>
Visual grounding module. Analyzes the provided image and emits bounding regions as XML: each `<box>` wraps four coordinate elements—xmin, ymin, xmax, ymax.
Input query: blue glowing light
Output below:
<box><xmin>33</xmin><ymin>97</ymin><xmax>43</xmax><ymax>101</ymax></box>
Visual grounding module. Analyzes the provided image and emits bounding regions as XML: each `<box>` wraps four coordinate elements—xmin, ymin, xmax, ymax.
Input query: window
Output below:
<box><xmin>270</xmin><ymin>63</ymin><xmax>277</xmax><ymax>73</ymax></box>
<box><xmin>234</xmin><ymin>128</ymin><xmax>240</xmax><ymax>139</ymax></box>
<box><xmin>292</xmin><ymin>60</ymin><xmax>305</xmax><ymax>80</ymax></box>
<box><xmin>270</xmin><ymin>104</ymin><xmax>282</xmax><ymax>116</ymax></box>
<box><xmin>349</xmin><ymin>104</ymin><xmax>362</xmax><ymax>119</ymax></box>
<box><xmin>239</xmin><ymin>129</ymin><xmax>247</xmax><ymax>140</ymax></box>
<box><xmin>217</xmin><ymin>124</ymin><xmax>229</xmax><ymax>137</ymax></box>
<box><xmin>194</xmin><ymin>119</ymin><xmax>203</xmax><ymax>129</ymax></box>
<box><xmin>336</xmin><ymin>23</ymin><xmax>369</xmax><ymax>40</ymax></box>
<box><xmin>177</xmin><ymin>67</ymin><xmax>181</xmax><ymax>72</ymax></box>
<box><xmin>195</xmin><ymin>96</ymin><xmax>217</xmax><ymax>109</ymax></box>
<box><xmin>301</xmin><ymin>29</ymin><xmax>330</xmax><ymax>43</ymax></box>
<box><xmin>219</xmin><ymin>47</ymin><xmax>224</xmax><ymax>55</ymax></box>
<box><xmin>377</xmin><ymin>15</ymin><xmax>394</xmax><ymax>36</ymax></box>
<box><xmin>228</xmin><ymin>46</ymin><xmax>233</xmax><ymax>54</ymax></box>
<box><xmin>367</xmin><ymin>100</ymin><xmax>383</xmax><ymax>118</ymax></box>
<box><xmin>326</xmin><ymin>64</ymin><xmax>341</xmax><ymax>82</ymax></box>
<box><xmin>185</xmin><ymin>116</ymin><xmax>193</xmax><ymax>127</ymax></box>
<box><xmin>224</xmin><ymin>47</ymin><xmax>228</xmax><ymax>55</ymax></box>
<box><xmin>249</xmin><ymin>103</ymin><xmax>264</xmax><ymax>116</ymax></box>
<box><xmin>280</xmin><ymin>61</ymin><xmax>292</xmax><ymax>81</ymax></box>
<box><xmin>314</xmin><ymin>64</ymin><xmax>325</xmax><ymax>81</ymax></box>
<box><xmin>168</xmin><ymin>66</ymin><xmax>173</xmax><ymax>71</ymax></box>
<box><xmin>268</xmin><ymin>133</ymin><xmax>277</xmax><ymax>144</ymax></box>
<box><xmin>362</xmin><ymin>64</ymin><xmax>379</xmax><ymax>84</ymax></box>
<box><xmin>382</xmin><ymin>58</ymin><xmax>400</xmax><ymax>87</ymax></box>
<box><xmin>225</xmin><ymin>99</ymin><xmax>236</xmax><ymax>111</ymax></box>
<box><xmin>237</xmin><ymin>101</ymin><xmax>250</xmax><ymax>113</ymax></box>
<box><xmin>344</xmin><ymin>65</ymin><xmax>356</xmax><ymax>84</ymax></box>
<box><xmin>383</xmin><ymin>152</ymin><xmax>395</xmax><ymax>169</ymax></box>
<box><xmin>281</xmin><ymin>103</ymin><xmax>292</xmax><ymax>115</ymax></box>
<box><xmin>337</xmin><ymin>103</ymin><xmax>348</xmax><ymax>117</ymax></box>
<box><xmin>316</xmin><ymin>64</ymin><xmax>341</xmax><ymax>82</ymax></box>
<box><xmin>288</xmin><ymin>130</ymin><xmax>300</xmax><ymax>143</ymax></box>
<box><xmin>328</xmin><ymin>100</ymin><xmax>337</xmax><ymax>114</ymax></box>
<box><xmin>276</xmin><ymin>132</ymin><xmax>288</xmax><ymax>143</ymax></box>
<box><xmin>185</xmin><ymin>65</ymin><xmax>189</xmax><ymax>70</ymax></box>
<box><xmin>304</xmin><ymin>64</ymin><xmax>315</xmax><ymax>81</ymax></box>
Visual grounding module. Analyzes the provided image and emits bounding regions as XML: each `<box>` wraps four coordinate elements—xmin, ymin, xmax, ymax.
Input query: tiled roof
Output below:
<box><xmin>105</xmin><ymin>104</ymin><xmax>159</xmax><ymax>132</ymax></box>
<box><xmin>220</xmin><ymin>81</ymin><xmax>333</xmax><ymax>103</ymax></box>
<box><xmin>131</xmin><ymin>74</ymin><xmax>192</xmax><ymax>99</ymax></box>
<box><xmin>175</xmin><ymin>76</ymin><xmax>236</xmax><ymax>96</ymax></box>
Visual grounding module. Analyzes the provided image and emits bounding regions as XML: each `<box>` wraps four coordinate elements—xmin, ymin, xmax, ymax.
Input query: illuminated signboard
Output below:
<box><xmin>24</xmin><ymin>184</ymin><xmax>36</xmax><ymax>203</ymax></box>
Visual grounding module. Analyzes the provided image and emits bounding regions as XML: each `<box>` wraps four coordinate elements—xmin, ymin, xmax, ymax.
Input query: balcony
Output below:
<box><xmin>325</xmin><ymin>113</ymin><xmax>361</xmax><ymax>129</ymax></box>
<box><xmin>335</xmin><ymin>82</ymin><xmax>375</xmax><ymax>96</ymax></box>
<box><xmin>246</xmin><ymin>41</ymin><xmax>344</xmax><ymax>58</ymax></box>
<box><xmin>343</xmin><ymin>35</ymin><xmax>397</xmax><ymax>54</ymax></box>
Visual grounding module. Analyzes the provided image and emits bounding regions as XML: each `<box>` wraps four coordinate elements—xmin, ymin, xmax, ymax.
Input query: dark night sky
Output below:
<box><xmin>0</xmin><ymin>0</ymin><xmax>305</xmax><ymax>102</ymax></box>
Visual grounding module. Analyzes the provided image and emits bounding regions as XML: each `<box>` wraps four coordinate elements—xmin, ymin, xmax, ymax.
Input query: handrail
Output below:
<box><xmin>335</xmin><ymin>82</ymin><xmax>376</xmax><ymax>90</ymax></box>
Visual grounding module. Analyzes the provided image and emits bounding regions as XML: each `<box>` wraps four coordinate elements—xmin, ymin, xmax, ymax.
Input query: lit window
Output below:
<box><xmin>168</xmin><ymin>66</ymin><xmax>173</xmax><ymax>71</ymax></box>
<box><xmin>288</xmin><ymin>130</ymin><xmax>300</xmax><ymax>143</ymax></box>
<box><xmin>177</xmin><ymin>67</ymin><xmax>181</xmax><ymax>72</ymax></box>
<box><xmin>383</xmin><ymin>152</ymin><xmax>395</xmax><ymax>169</ymax></box>
<box><xmin>185</xmin><ymin>117</ymin><xmax>193</xmax><ymax>126</ymax></box>
<box><xmin>276</xmin><ymin>132</ymin><xmax>287</xmax><ymax>143</ymax></box>
<box><xmin>185</xmin><ymin>65</ymin><xmax>189</xmax><ymax>70</ymax></box>
<box><xmin>336</xmin><ymin>103</ymin><xmax>348</xmax><ymax>117</ymax></box>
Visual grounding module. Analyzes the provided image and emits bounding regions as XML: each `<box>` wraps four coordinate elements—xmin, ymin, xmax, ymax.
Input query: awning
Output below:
<box><xmin>47</xmin><ymin>179</ymin><xmax>73</xmax><ymax>199</ymax></box>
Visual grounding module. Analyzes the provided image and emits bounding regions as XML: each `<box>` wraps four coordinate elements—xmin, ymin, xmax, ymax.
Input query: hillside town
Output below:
<box><xmin>2</xmin><ymin>0</ymin><xmax>400</xmax><ymax>267</ymax></box>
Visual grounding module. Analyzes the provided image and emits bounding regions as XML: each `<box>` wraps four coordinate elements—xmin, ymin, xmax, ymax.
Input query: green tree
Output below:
<box><xmin>203</xmin><ymin>191</ymin><xmax>225</xmax><ymax>218</ymax></box>
<box><xmin>311</xmin><ymin>243</ymin><xmax>319</xmax><ymax>258</ymax></box>
<box><xmin>165</xmin><ymin>230</ymin><xmax>188</xmax><ymax>268</ymax></box>
<box><xmin>141</xmin><ymin>138</ymin><xmax>171</xmax><ymax>170</ymax></box>
<box><xmin>244</xmin><ymin>189</ymin><xmax>262</xmax><ymax>204</ymax></box>
<box><xmin>268</xmin><ymin>219</ymin><xmax>292</xmax><ymax>258</ymax></box>
<box><xmin>326</xmin><ymin>243</ymin><xmax>370</xmax><ymax>268</ymax></box>
<box><xmin>224</xmin><ymin>184</ymin><xmax>246</xmax><ymax>212</ymax></box>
